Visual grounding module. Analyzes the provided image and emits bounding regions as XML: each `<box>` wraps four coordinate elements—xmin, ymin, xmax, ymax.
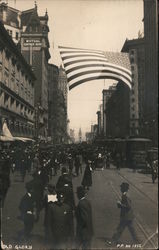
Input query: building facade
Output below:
<box><xmin>48</xmin><ymin>63</ymin><xmax>68</xmax><ymax>144</ymax></box>
<box><xmin>0</xmin><ymin>2</ymin><xmax>21</xmax><ymax>44</ymax></box>
<box><xmin>143</xmin><ymin>0</ymin><xmax>158</xmax><ymax>146</ymax></box>
<box><xmin>122</xmin><ymin>38</ymin><xmax>145</xmax><ymax>136</ymax></box>
<box><xmin>0</xmin><ymin>2</ymin><xmax>51</xmax><ymax>139</ymax></box>
<box><xmin>48</xmin><ymin>63</ymin><xmax>59</xmax><ymax>142</ymax></box>
<box><xmin>102</xmin><ymin>84</ymin><xmax>116</xmax><ymax>137</ymax></box>
<box><xmin>106</xmin><ymin>81</ymin><xmax>130</xmax><ymax>138</ymax></box>
<box><xmin>58</xmin><ymin>65</ymin><xmax>68</xmax><ymax>108</ymax></box>
<box><xmin>0</xmin><ymin>21</ymin><xmax>35</xmax><ymax>138</ymax></box>
<box><xmin>20</xmin><ymin>6</ymin><xmax>50</xmax><ymax>139</ymax></box>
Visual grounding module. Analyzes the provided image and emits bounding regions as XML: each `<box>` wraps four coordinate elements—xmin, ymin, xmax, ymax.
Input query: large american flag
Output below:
<box><xmin>58</xmin><ymin>46</ymin><xmax>132</xmax><ymax>90</ymax></box>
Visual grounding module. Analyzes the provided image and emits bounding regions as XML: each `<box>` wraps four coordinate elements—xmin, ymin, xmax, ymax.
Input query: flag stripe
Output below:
<box><xmin>63</xmin><ymin>58</ymin><xmax>110</xmax><ymax>67</ymax></box>
<box><xmin>68</xmin><ymin>71</ymin><xmax>131</xmax><ymax>87</ymax></box>
<box><xmin>59</xmin><ymin>46</ymin><xmax>104</xmax><ymax>54</ymax></box>
<box><xmin>69</xmin><ymin>74</ymin><xmax>131</xmax><ymax>90</ymax></box>
<box><xmin>67</xmin><ymin>69</ymin><xmax>131</xmax><ymax>83</ymax></box>
<box><xmin>62</xmin><ymin>53</ymin><xmax>106</xmax><ymax>60</ymax></box>
<box><xmin>65</xmin><ymin>62</ymin><xmax>132</xmax><ymax>77</ymax></box>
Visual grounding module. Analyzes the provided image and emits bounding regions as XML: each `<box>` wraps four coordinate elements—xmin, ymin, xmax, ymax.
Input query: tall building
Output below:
<box><xmin>20</xmin><ymin>6</ymin><xmax>50</xmax><ymax>139</ymax></box>
<box><xmin>69</xmin><ymin>128</ymin><xmax>75</xmax><ymax>143</ymax></box>
<box><xmin>0</xmin><ymin>2</ymin><xmax>51</xmax><ymax>139</ymax></box>
<box><xmin>96</xmin><ymin>111</ymin><xmax>101</xmax><ymax>136</ymax></box>
<box><xmin>143</xmin><ymin>0</ymin><xmax>158</xmax><ymax>145</ymax></box>
<box><xmin>102</xmin><ymin>84</ymin><xmax>116</xmax><ymax>136</ymax></box>
<box><xmin>48</xmin><ymin>63</ymin><xmax>68</xmax><ymax>144</ymax></box>
<box><xmin>58</xmin><ymin>65</ymin><xmax>68</xmax><ymax>108</ymax></box>
<box><xmin>0</xmin><ymin>21</ymin><xmax>35</xmax><ymax>138</ymax></box>
<box><xmin>48</xmin><ymin>63</ymin><xmax>59</xmax><ymax>141</ymax></box>
<box><xmin>122</xmin><ymin>38</ymin><xmax>145</xmax><ymax>136</ymax></box>
<box><xmin>106</xmin><ymin>81</ymin><xmax>130</xmax><ymax>138</ymax></box>
<box><xmin>78</xmin><ymin>127</ymin><xmax>82</xmax><ymax>142</ymax></box>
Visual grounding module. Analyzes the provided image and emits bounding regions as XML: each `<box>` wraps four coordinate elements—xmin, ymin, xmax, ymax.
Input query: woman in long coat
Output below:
<box><xmin>81</xmin><ymin>160</ymin><xmax>92</xmax><ymax>190</ymax></box>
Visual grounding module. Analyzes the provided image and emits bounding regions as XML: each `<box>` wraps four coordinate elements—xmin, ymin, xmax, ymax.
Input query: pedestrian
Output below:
<box><xmin>106</xmin><ymin>152</ymin><xmax>111</xmax><ymax>169</ymax></box>
<box><xmin>19</xmin><ymin>182</ymin><xmax>36</xmax><ymax>241</ymax></box>
<box><xmin>62</xmin><ymin>181</ymin><xmax>75</xmax><ymax>211</ymax></box>
<box><xmin>32</xmin><ymin>169</ymin><xmax>45</xmax><ymax>222</ymax></box>
<box><xmin>115</xmin><ymin>152</ymin><xmax>121</xmax><ymax>170</ymax></box>
<box><xmin>74</xmin><ymin>154</ymin><xmax>81</xmax><ymax>176</ymax></box>
<box><xmin>56</xmin><ymin>167</ymin><xmax>72</xmax><ymax>190</ymax></box>
<box><xmin>43</xmin><ymin>184</ymin><xmax>57</xmax><ymax>243</ymax></box>
<box><xmin>0</xmin><ymin>158</ymin><xmax>11</xmax><ymax>208</ymax></box>
<box><xmin>67</xmin><ymin>154</ymin><xmax>74</xmax><ymax>174</ymax></box>
<box><xmin>106</xmin><ymin>182</ymin><xmax>139</xmax><ymax>246</ymax></box>
<box><xmin>151</xmin><ymin>159</ymin><xmax>158</xmax><ymax>183</ymax></box>
<box><xmin>47</xmin><ymin>190</ymin><xmax>74</xmax><ymax>249</ymax></box>
<box><xmin>81</xmin><ymin>160</ymin><xmax>92</xmax><ymax>190</ymax></box>
<box><xmin>75</xmin><ymin>186</ymin><xmax>94</xmax><ymax>249</ymax></box>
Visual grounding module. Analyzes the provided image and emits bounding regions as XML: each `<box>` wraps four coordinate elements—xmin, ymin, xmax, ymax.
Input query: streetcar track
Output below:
<box><xmin>109</xmin><ymin>181</ymin><xmax>158</xmax><ymax>249</ymax></box>
<box><xmin>117</xmin><ymin>171</ymin><xmax>157</xmax><ymax>206</ymax></box>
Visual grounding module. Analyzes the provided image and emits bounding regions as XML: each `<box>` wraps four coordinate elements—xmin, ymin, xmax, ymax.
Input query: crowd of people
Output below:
<box><xmin>0</xmin><ymin>141</ymin><xmax>158</xmax><ymax>249</ymax></box>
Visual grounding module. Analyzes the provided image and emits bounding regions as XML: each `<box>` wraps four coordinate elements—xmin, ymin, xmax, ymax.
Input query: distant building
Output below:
<box><xmin>78</xmin><ymin>127</ymin><xmax>82</xmax><ymax>142</ymax></box>
<box><xmin>96</xmin><ymin>111</ymin><xmax>102</xmax><ymax>136</ymax></box>
<box><xmin>48</xmin><ymin>63</ymin><xmax>68</xmax><ymax>144</ymax></box>
<box><xmin>48</xmin><ymin>63</ymin><xmax>59</xmax><ymax>141</ymax></box>
<box><xmin>69</xmin><ymin>128</ymin><xmax>75</xmax><ymax>143</ymax></box>
<box><xmin>0</xmin><ymin>21</ymin><xmax>35</xmax><ymax>138</ymax></box>
<box><xmin>102</xmin><ymin>84</ymin><xmax>116</xmax><ymax>136</ymax></box>
<box><xmin>58</xmin><ymin>65</ymin><xmax>68</xmax><ymax>108</ymax></box>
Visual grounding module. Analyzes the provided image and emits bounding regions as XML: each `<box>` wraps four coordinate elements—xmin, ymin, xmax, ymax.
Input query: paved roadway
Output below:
<box><xmin>1</xmin><ymin>163</ymin><xmax>158</xmax><ymax>250</ymax></box>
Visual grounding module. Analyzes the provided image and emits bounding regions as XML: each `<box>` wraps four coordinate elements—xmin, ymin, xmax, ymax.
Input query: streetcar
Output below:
<box><xmin>125</xmin><ymin>138</ymin><xmax>152</xmax><ymax>168</ymax></box>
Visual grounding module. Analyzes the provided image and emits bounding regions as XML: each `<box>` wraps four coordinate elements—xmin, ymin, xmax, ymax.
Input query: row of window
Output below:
<box><xmin>6</xmin><ymin>29</ymin><xmax>19</xmax><ymax>40</ymax></box>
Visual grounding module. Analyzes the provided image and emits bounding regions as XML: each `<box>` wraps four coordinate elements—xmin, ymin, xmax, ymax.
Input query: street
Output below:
<box><xmin>1</xmin><ymin>163</ymin><xmax>158</xmax><ymax>250</ymax></box>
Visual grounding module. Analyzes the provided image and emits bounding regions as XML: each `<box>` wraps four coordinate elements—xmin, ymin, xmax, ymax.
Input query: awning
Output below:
<box><xmin>0</xmin><ymin>135</ymin><xmax>15</xmax><ymax>142</ymax></box>
<box><xmin>14</xmin><ymin>137</ymin><xmax>35</xmax><ymax>142</ymax></box>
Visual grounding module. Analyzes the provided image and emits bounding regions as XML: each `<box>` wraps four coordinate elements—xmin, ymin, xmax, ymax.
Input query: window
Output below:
<box><xmin>132</xmin><ymin>98</ymin><xmax>135</xmax><ymax>102</ymax></box>
<box><xmin>130</xmin><ymin>50</ymin><xmax>134</xmax><ymax>55</ymax></box>
<box><xmin>16</xmin><ymin>32</ymin><xmax>19</xmax><ymax>40</ymax></box>
<box><xmin>130</xmin><ymin>58</ymin><xmax>134</xmax><ymax>64</ymax></box>
<box><xmin>131</xmin><ymin>66</ymin><xmax>134</xmax><ymax>71</ymax></box>
<box><xmin>9</xmin><ymin>30</ymin><xmax>12</xmax><ymax>37</ymax></box>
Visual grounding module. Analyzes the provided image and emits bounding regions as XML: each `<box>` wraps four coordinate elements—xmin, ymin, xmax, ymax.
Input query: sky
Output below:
<box><xmin>8</xmin><ymin>0</ymin><xmax>143</xmax><ymax>139</ymax></box>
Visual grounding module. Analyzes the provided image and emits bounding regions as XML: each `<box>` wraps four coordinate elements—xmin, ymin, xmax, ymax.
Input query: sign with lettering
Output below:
<box><xmin>23</xmin><ymin>39</ymin><xmax>42</xmax><ymax>47</ymax></box>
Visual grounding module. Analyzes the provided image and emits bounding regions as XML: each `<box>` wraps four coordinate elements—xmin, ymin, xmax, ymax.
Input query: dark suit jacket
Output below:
<box><xmin>19</xmin><ymin>193</ymin><xmax>34</xmax><ymax>218</ymax></box>
<box><xmin>120</xmin><ymin>192</ymin><xmax>134</xmax><ymax>221</ymax></box>
<box><xmin>75</xmin><ymin>198</ymin><xmax>93</xmax><ymax>241</ymax></box>
<box><xmin>47</xmin><ymin>201</ymin><xmax>74</xmax><ymax>244</ymax></box>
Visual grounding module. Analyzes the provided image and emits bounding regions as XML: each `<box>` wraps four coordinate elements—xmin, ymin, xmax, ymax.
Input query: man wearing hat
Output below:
<box><xmin>75</xmin><ymin>186</ymin><xmax>94</xmax><ymax>249</ymax></box>
<box><xmin>47</xmin><ymin>190</ymin><xmax>74</xmax><ymax>249</ymax></box>
<box><xmin>107</xmin><ymin>182</ymin><xmax>139</xmax><ymax>245</ymax></box>
<box><xmin>19</xmin><ymin>181</ymin><xmax>36</xmax><ymax>241</ymax></box>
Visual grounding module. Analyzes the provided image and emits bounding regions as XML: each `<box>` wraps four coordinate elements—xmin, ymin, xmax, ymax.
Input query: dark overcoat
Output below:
<box><xmin>81</xmin><ymin>164</ymin><xmax>92</xmax><ymax>187</ymax></box>
<box><xmin>75</xmin><ymin>198</ymin><xmax>94</xmax><ymax>241</ymax></box>
<box><xmin>47</xmin><ymin>201</ymin><xmax>74</xmax><ymax>247</ymax></box>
